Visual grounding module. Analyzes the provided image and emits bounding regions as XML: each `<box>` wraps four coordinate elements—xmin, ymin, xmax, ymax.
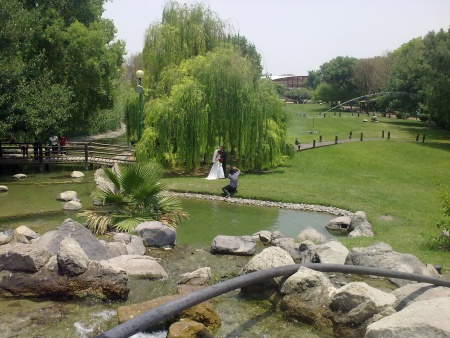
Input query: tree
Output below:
<box><xmin>422</xmin><ymin>28</ymin><xmax>450</xmax><ymax>129</ymax></box>
<box><xmin>352</xmin><ymin>55</ymin><xmax>392</xmax><ymax>96</ymax></box>
<box><xmin>285</xmin><ymin>88</ymin><xmax>311</xmax><ymax>103</ymax></box>
<box><xmin>138</xmin><ymin>3</ymin><xmax>288</xmax><ymax>171</ymax></box>
<box><xmin>319</xmin><ymin>56</ymin><xmax>358</xmax><ymax>101</ymax></box>
<box><xmin>305</xmin><ymin>70</ymin><xmax>321</xmax><ymax>90</ymax></box>
<box><xmin>80</xmin><ymin>162</ymin><xmax>188</xmax><ymax>235</ymax></box>
<box><xmin>0</xmin><ymin>0</ymin><xmax>125</xmax><ymax>139</ymax></box>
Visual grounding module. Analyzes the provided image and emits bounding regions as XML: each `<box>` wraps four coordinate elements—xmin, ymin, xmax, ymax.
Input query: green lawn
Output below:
<box><xmin>163</xmin><ymin>103</ymin><xmax>450</xmax><ymax>272</ymax></box>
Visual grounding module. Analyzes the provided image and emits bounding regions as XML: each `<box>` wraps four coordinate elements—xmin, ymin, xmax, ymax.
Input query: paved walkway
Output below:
<box><xmin>297</xmin><ymin>137</ymin><xmax>384</xmax><ymax>151</ymax></box>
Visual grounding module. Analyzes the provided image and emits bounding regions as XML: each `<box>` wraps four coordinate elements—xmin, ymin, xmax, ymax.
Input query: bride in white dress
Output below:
<box><xmin>205</xmin><ymin>148</ymin><xmax>225</xmax><ymax>180</ymax></box>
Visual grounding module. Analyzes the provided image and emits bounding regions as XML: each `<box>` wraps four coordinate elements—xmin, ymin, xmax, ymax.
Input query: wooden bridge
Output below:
<box><xmin>0</xmin><ymin>141</ymin><xmax>135</xmax><ymax>170</ymax></box>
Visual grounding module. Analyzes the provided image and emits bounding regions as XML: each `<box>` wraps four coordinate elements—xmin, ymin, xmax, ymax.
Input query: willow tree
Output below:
<box><xmin>136</xmin><ymin>2</ymin><xmax>289</xmax><ymax>171</ymax></box>
<box><xmin>136</xmin><ymin>47</ymin><xmax>288</xmax><ymax>171</ymax></box>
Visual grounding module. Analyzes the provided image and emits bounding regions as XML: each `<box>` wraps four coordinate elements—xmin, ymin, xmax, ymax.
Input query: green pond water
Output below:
<box><xmin>0</xmin><ymin>170</ymin><xmax>337</xmax><ymax>338</ymax></box>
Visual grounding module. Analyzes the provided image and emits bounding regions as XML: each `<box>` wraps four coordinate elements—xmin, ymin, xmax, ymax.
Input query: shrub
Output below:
<box><xmin>427</xmin><ymin>183</ymin><xmax>450</xmax><ymax>250</ymax></box>
<box><xmin>419</xmin><ymin>114</ymin><xmax>430</xmax><ymax>122</ymax></box>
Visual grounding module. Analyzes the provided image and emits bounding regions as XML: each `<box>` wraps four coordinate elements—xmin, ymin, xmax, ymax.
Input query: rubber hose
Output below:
<box><xmin>97</xmin><ymin>263</ymin><xmax>450</xmax><ymax>338</ymax></box>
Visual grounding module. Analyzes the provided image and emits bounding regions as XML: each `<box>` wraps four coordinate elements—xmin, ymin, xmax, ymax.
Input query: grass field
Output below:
<box><xmin>163</xmin><ymin>103</ymin><xmax>450</xmax><ymax>272</ymax></box>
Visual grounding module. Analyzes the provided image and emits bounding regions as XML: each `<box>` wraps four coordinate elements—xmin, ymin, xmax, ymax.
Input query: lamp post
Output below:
<box><xmin>135</xmin><ymin>70</ymin><xmax>144</xmax><ymax>141</ymax></box>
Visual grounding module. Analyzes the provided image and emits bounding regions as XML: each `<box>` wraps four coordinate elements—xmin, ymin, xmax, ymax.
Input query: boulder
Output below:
<box><xmin>365</xmin><ymin>297</ymin><xmax>450</xmax><ymax>338</ymax></box>
<box><xmin>57</xmin><ymin>238</ymin><xmax>89</xmax><ymax>276</ymax></box>
<box><xmin>296</xmin><ymin>226</ymin><xmax>328</xmax><ymax>243</ymax></box>
<box><xmin>210</xmin><ymin>235</ymin><xmax>256</xmax><ymax>256</ymax></box>
<box><xmin>106</xmin><ymin>255</ymin><xmax>168</xmax><ymax>279</ymax></box>
<box><xmin>0</xmin><ymin>185</ymin><xmax>8</xmax><ymax>192</ymax></box>
<box><xmin>391</xmin><ymin>282</ymin><xmax>450</xmax><ymax>311</ymax></box>
<box><xmin>57</xmin><ymin>191</ymin><xmax>78</xmax><ymax>201</ymax></box>
<box><xmin>71</xmin><ymin>171</ymin><xmax>85</xmax><ymax>178</ymax></box>
<box><xmin>13</xmin><ymin>173</ymin><xmax>27</xmax><ymax>179</ymax></box>
<box><xmin>178</xmin><ymin>267</ymin><xmax>212</xmax><ymax>286</ymax></box>
<box><xmin>106</xmin><ymin>241</ymin><xmax>128</xmax><ymax>258</ymax></box>
<box><xmin>168</xmin><ymin>320</ymin><xmax>212</xmax><ymax>338</ymax></box>
<box><xmin>348</xmin><ymin>211</ymin><xmax>374</xmax><ymax>238</ymax></box>
<box><xmin>33</xmin><ymin>219</ymin><xmax>108</xmax><ymax>260</ymax></box>
<box><xmin>11</xmin><ymin>225</ymin><xmax>39</xmax><ymax>244</ymax></box>
<box><xmin>328</xmin><ymin>282</ymin><xmax>396</xmax><ymax>337</ymax></box>
<box><xmin>270</xmin><ymin>237</ymin><xmax>301</xmax><ymax>262</ymax></box>
<box><xmin>62</xmin><ymin>200</ymin><xmax>82</xmax><ymax>210</ymax></box>
<box><xmin>345</xmin><ymin>242</ymin><xmax>440</xmax><ymax>286</ymax></box>
<box><xmin>0</xmin><ymin>233</ymin><xmax>10</xmax><ymax>245</ymax></box>
<box><xmin>126</xmin><ymin>235</ymin><xmax>146</xmax><ymax>255</ymax></box>
<box><xmin>0</xmin><ymin>243</ymin><xmax>52</xmax><ymax>272</ymax></box>
<box><xmin>113</xmin><ymin>233</ymin><xmax>131</xmax><ymax>244</ymax></box>
<box><xmin>253</xmin><ymin>230</ymin><xmax>272</xmax><ymax>245</ymax></box>
<box><xmin>135</xmin><ymin>221</ymin><xmax>176</xmax><ymax>248</ymax></box>
<box><xmin>300</xmin><ymin>240</ymin><xmax>349</xmax><ymax>264</ymax></box>
<box><xmin>240</xmin><ymin>246</ymin><xmax>295</xmax><ymax>294</ymax></box>
<box><xmin>325</xmin><ymin>216</ymin><xmax>351</xmax><ymax>235</ymax></box>
<box><xmin>0</xmin><ymin>257</ymin><xmax>129</xmax><ymax>299</ymax></box>
<box><xmin>280</xmin><ymin>267</ymin><xmax>336</xmax><ymax>328</ymax></box>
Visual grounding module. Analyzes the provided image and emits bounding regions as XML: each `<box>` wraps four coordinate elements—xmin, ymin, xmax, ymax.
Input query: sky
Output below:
<box><xmin>103</xmin><ymin>0</ymin><xmax>450</xmax><ymax>76</ymax></box>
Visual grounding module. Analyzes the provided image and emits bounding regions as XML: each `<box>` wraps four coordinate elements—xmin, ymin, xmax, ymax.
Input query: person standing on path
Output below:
<box><xmin>222</xmin><ymin>167</ymin><xmax>240</xmax><ymax>197</ymax></box>
<box><xmin>219</xmin><ymin>146</ymin><xmax>228</xmax><ymax>177</ymax></box>
<box><xmin>49</xmin><ymin>133</ymin><xmax>59</xmax><ymax>156</ymax></box>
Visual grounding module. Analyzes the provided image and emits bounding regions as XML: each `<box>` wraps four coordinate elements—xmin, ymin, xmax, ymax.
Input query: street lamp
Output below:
<box><xmin>135</xmin><ymin>70</ymin><xmax>144</xmax><ymax>141</ymax></box>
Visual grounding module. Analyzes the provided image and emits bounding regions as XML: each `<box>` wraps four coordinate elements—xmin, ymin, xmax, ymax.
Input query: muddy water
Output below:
<box><xmin>0</xmin><ymin>171</ymin><xmax>339</xmax><ymax>337</ymax></box>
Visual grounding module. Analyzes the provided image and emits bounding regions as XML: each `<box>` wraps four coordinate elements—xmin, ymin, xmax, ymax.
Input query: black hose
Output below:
<box><xmin>97</xmin><ymin>263</ymin><xmax>450</xmax><ymax>338</ymax></box>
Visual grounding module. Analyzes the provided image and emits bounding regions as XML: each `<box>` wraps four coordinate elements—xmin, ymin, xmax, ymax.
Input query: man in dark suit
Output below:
<box><xmin>219</xmin><ymin>146</ymin><xmax>227</xmax><ymax>177</ymax></box>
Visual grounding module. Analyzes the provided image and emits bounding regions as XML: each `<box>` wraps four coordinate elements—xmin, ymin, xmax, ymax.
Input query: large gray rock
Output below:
<box><xmin>365</xmin><ymin>297</ymin><xmax>450</xmax><ymax>338</ymax></box>
<box><xmin>126</xmin><ymin>235</ymin><xmax>146</xmax><ymax>255</ymax></box>
<box><xmin>270</xmin><ymin>237</ymin><xmax>301</xmax><ymax>261</ymax></box>
<box><xmin>329</xmin><ymin>282</ymin><xmax>396</xmax><ymax>337</ymax></box>
<box><xmin>0</xmin><ymin>185</ymin><xmax>8</xmax><ymax>192</ymax></box>
<box><xmin>57</xmin><ymin>191</ymin><xmax>78</xmax><ymax>201</ymax></box>
<box><xmin>280</xmin><ymin>267</ymin><xmax>336</xmax><ymax>327</ymax></box>
<box><xmin>62</xmin><ymin>200</ymin><xmax>82</xmax><ymax>210</ymax></box>
<box><xmin>33</xmin><ymin>218</ymin><xmax>108</xmax><ymax>260</ymax></box>
<box><xmin>106</xmin><ymin>241</ymin><xmax>128</xmax><ymax>258</ymax></box>
<box><xmin>135</xmin><ymin>221</ymin><xmax>176</xmax><ymax>248</ymax></box>
<box><xmin>325</xmin><ymin>215</ymin><xmax>351</xmax><ymax>235</ymax></box>
<box><xmin>71</xmin><ymin>171</ymin><xmax>85</xmax><ymax>178</ymax></box>
<box><xmin>57</xmin><ymin>238</ymin><xmax>90</xmax><ymax>276</ymax></box>
<box><xmin>0</xmin><ymin>257</ymin><xmax>129</xmax><ymax>299</ymax></box>
<box><xmin>391</xmin><ymin>282</ymin><xmax>450</xmax><ymax>311</ymax></box>
<box><xmin>240</xmin><ymin>246</ymin><xmax>295</xmax><ymax>294</ymax></box>
<box><xmin>106</xmin><ymin>255</ymin><xmax>168</xmax><ymax>279</ymax></box>
<box><xmin>348</xmin><ymin>211</ymin><xmax>374</xmax><ymax>238</ymax></box>
<box><xmin>0</xmin><ymin>243</ymin><xmax>52</xmax><ymax>272</ymax></box>
<box><xmin>296</xmin><ymin>226</ymin><xmax>328</xmax><ymax>244</ymax></box>
<box><xmin>178</xmin><ymin>267</ymin><xmax>212</xmax><ymax>286</ymax></box>
<box><xmin>300</xmin><ymin>240</ymin><xmax>349</xmax><ymax>264</ymax></box>
<box><xmin>11</xmin><ymin>225</ymin><xmax>39</xmax><ymax>244</ymax></box>
<box><xmin>345</xmin><ymin>242</ymin><xmax>440</xmax><ymax>286</ymax></box>
<box><xmin>210</xmin><ymin>235</ymin><xmax>256</xmax><ymax>256</ymax></box>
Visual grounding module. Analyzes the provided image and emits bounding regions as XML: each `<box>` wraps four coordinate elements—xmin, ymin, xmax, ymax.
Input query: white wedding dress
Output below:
<box><xmin>205</xmin><ymin>149</ymin><xmax>225</xmax><ymax>180</ymax></box>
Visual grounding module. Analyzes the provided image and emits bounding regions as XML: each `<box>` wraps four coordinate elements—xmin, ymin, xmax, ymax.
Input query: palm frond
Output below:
<box><xmin>79</xmin><ymin>210</ymin><xmax>112</xmax><ymax>235</ymax></box>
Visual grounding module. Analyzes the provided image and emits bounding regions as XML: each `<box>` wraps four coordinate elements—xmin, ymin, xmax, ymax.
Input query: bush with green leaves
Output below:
<box><xmin>80</xmin><ymin>161</ymin><xmax>188</xmax><ymax>235</ymax></box>
<box><xmin>419</xmin><ymin>114</ymin><xmax>430</xmax><ymax>122</ymax></box>
<box><xmin>427</xmin><ymin>184</ymin><xmax>450</xmax><ymax>250</ymax></box>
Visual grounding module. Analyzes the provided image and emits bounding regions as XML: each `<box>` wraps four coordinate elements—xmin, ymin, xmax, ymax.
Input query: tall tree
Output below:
<box><xmin>319</xmin><ymin>56</ymin><xmax>358</xmax><ymax>102</ymax></box>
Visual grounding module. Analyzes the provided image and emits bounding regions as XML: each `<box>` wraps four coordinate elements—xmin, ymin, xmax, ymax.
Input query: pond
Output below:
<box><xmin>0</xmin><ymin>170</ymin><xmax>337</xmax><ymax>337</ymax></box>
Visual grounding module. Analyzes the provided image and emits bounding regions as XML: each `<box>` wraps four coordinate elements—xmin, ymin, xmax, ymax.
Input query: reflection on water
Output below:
<box><xmin>0</xmin><ymin>171</ymin><xmax>337</xmax><ymax>337</ymax></box>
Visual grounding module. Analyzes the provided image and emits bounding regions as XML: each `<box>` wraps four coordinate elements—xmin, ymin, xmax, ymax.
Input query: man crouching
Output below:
<box><xmin>222</xmin><ymin>167</ymin><xmax>240</xmax><ymax>197</ymax></box>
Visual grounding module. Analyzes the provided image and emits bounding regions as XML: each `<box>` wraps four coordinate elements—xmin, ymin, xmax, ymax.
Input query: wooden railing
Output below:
<box><xmin>0</xmin><ymin>140</ymin><xmax>135</xmax><ymax>168</ymax></box>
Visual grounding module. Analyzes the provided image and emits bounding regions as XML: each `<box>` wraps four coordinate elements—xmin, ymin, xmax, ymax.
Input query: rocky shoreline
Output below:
<box><xmin>165</xmin><ymin>191</ymin><xmax>354</xmax><ymax>217</ymax></box>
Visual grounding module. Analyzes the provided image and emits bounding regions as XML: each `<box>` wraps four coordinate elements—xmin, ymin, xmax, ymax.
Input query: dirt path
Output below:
<box><xmin>69</xmin><ymin>122</ymin><xmax>126</xmax><ymax>142</ymax></box>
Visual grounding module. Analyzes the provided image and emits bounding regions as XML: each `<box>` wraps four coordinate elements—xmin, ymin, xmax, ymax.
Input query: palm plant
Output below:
<box><xmin>80</xmin><ymin>161</ymin><xmax>188</xmax><ymax>235</ymax></box>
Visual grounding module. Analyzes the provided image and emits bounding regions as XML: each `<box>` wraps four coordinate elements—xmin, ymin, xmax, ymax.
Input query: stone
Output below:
<box><xmin>63</xmin><ymin>200</ymin><xmax>82</xmax><ymax>210</ymax></box>
<box><xmin>11</xmin><ymin>225</ymin><xmax>39</xmax><ymax>244</ymax></box>
<box><xmin>296</xmin><ymin>226</ymin><xmax>328</xmax><ymax>243</ymax></box>
<box><xmin>0</xmin><ymin>243</ymin><xmax>52</xmax><ymax>272</ymax></box>
<box><xmin>348</xmin><ymin>211</ymin><xmax>374</xmax><ymax>238</ymax></box>
<box><xmin>57</xmin><ymin>238</ymin><xmax>90</xmax><ymax>276</ymax></box>
<box><xmin>135</xmin><ymin>221</ymin><xmax>176</xmax><ymax>248</ymax></box>
<box><xmin>13</xmin><ymin>173</ymin><xmax>27</xmax><ymax>179</ymax></box>
<box><xmin>253</xmin><ymin>230</ymin><xmax>272</xmax><ymax>244</ymax></box>
<box><xmin>113</xmin><ymin>233</ymin><xmax>131</xmax><ymax>244</ymax></box>
<box><xmin>240</xmin><ymin>246</ymin><xmax>295</xmax><ymax>294</ymax></box>
<box><xmin>300</xmin><ymin>240</ymin><xmax>349</xmax><ymax>264</ymax></box>
<box><xmin>365</xmin><ymin>297</ymin><xmax>450</xmax><ymax>338</ymax></box>
<box><xmin>391</xmin><ymin>282</ymin><xmax>450</xmax><ymax>311</ymax></box>
<box><xmin>126</xmin><ymin>235</ymin><xmax>146</xmax><ymax>255</ymax></box>
<box><xmin>210</xmin><ymin>235</ymin><xmax>256</xmax><ymax>256</ymax></box>
<box><xmin>33</xmin><ymin>218</ymin><xmax>108</xmax><ymax>260</ymax></box>
<box><xmin>168</xmin><ymin>320</ymin><xmax>212</xmax><ymax>338</ymax></box>
<box><xmin>325</xmin><ymin>216</ymin><xmax>351</xmax><ymax>235</ymax></box>
<box><xmin>271</xmin><ymin>237</ymin><xmax>301</xmax><ymax>262</ymax></box>
<box><xmin>178</xmin><ymin>267</ymin><xmax>212</xmax><ymax>286</ymax></box>
<box><xmin>0</xmin><ymin>233</ymin><xmax>10</xmax><ymax>245</ymax></box>
<box><xmin>345</xmin><ymin>242</ymin><xmax>440</xmax><ymax>286</ymax></box>
<box><xmin>106</xmin><ymin>255</ymin><xmax>168</xmax><ymax>279</ymax></box>
<box><xmin>71</xmin><ymin>171</ymin><xmax>85</xmax><ymax>178</ymax></box>
<box><xmin>106</xmin><ymin>241</ymin><xmax>128</xmax><ymax>258</ymax></box>
<box><xmin>0</xmin><ymin>185</ymin><xmax>8</xmax><ymax>192</ymax></box>
<box><xmin>280</xmin><ymin>267</ymin><xmax>336</xmax><ymax>328</ymax></box>
<box><xmin>57</xmin><ymin>191</ymin><xmax>78</xmax><ymax>201</ymax></box>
